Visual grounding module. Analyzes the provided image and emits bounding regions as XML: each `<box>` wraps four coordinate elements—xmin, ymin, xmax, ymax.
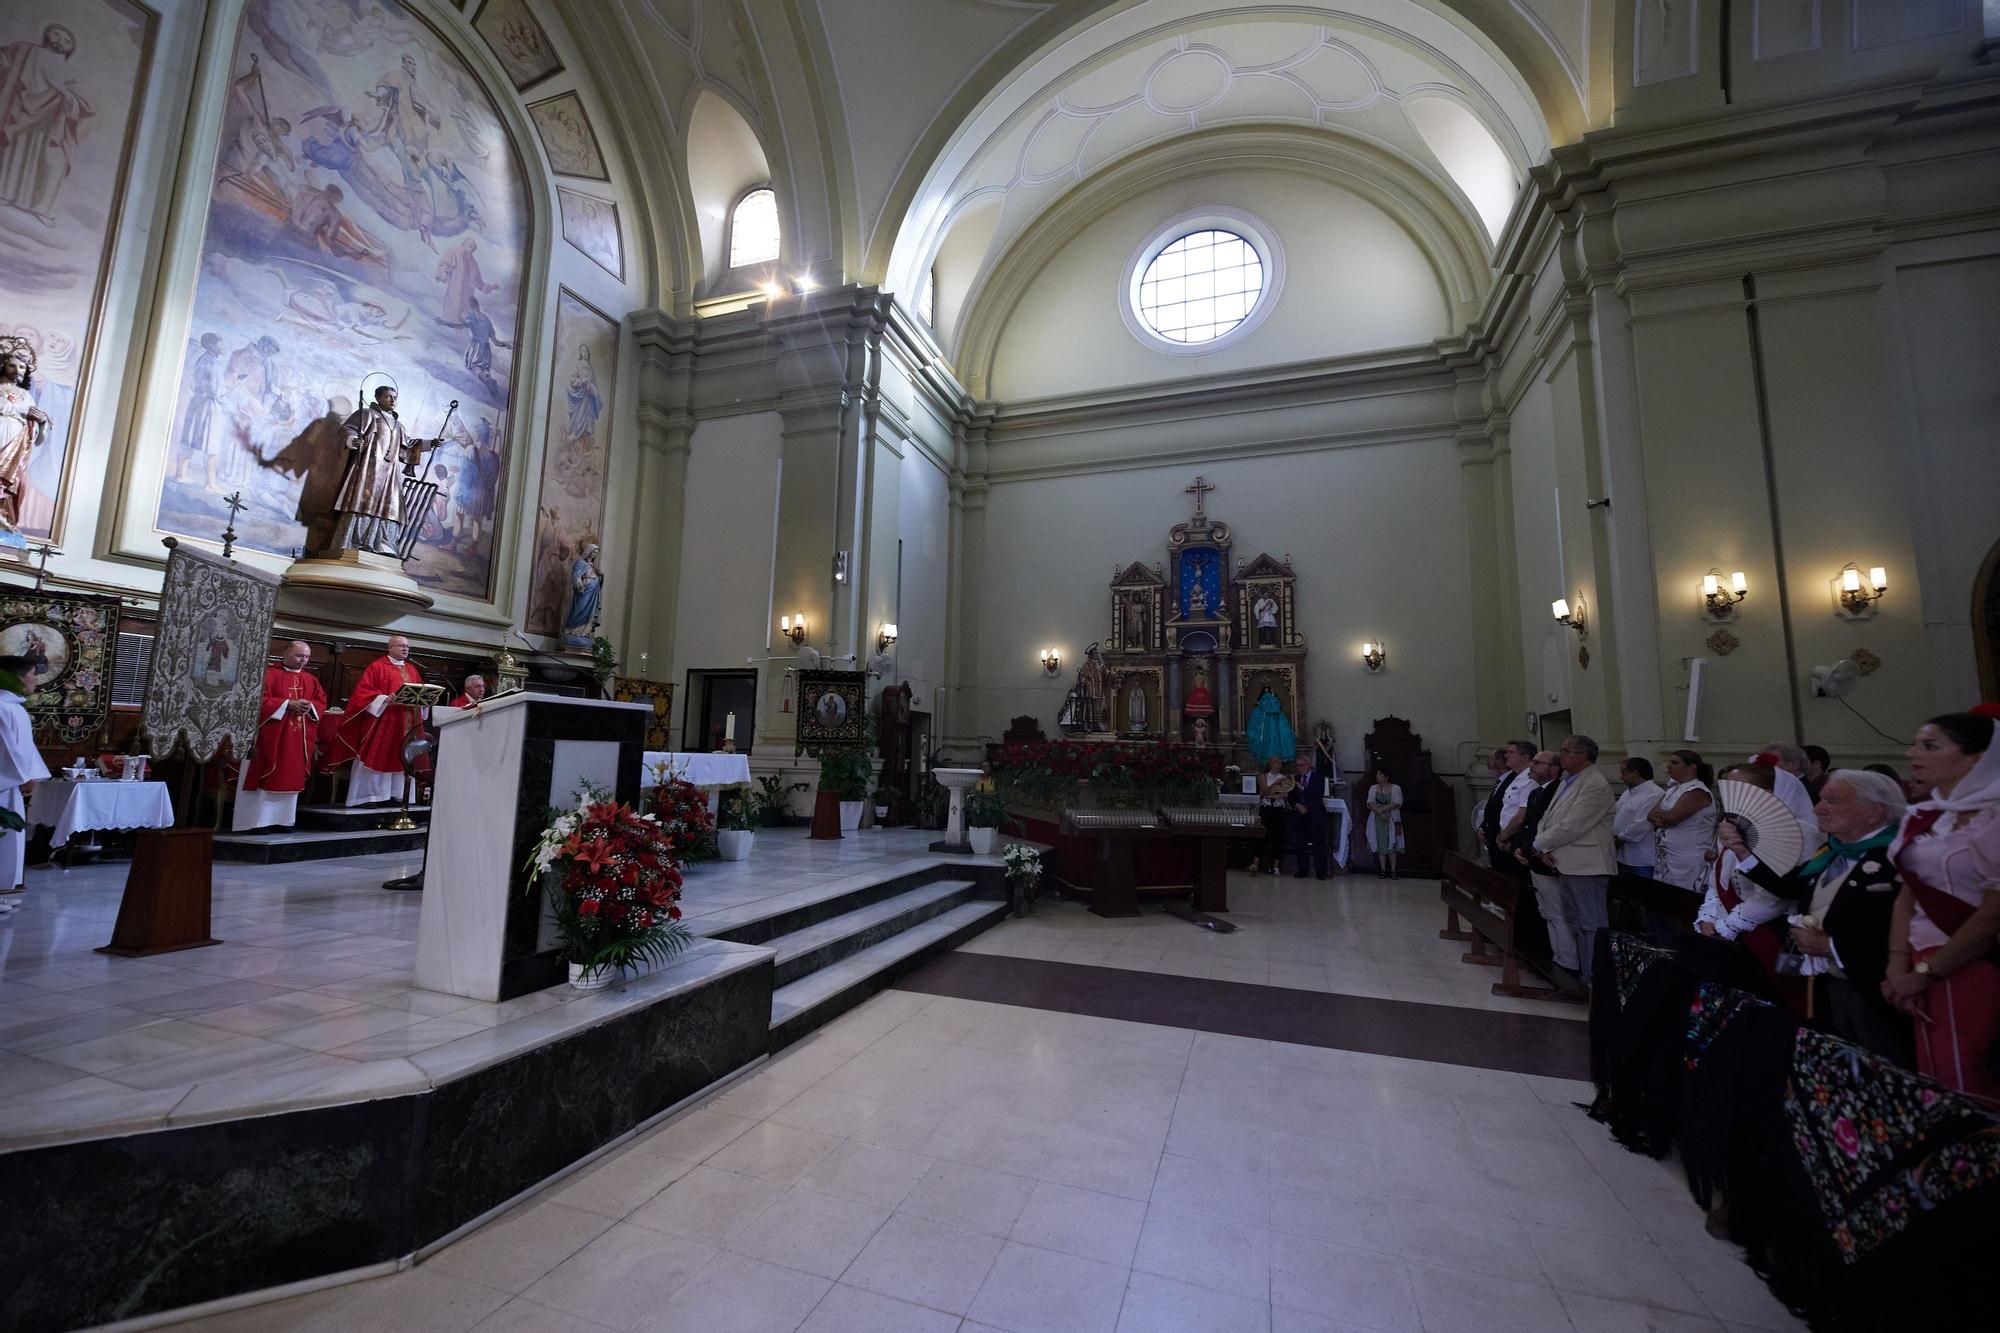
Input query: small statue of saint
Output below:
<box><xmin>1075</xmin><ymin>643</ymin><xmax>1109</xmax><ymax>732</ymax></box>
<box><xmin>327</xmin><ymin>384</ymin><xmax>433</xmax><ymax>557</ymax></box>
<box><xmin>0</xmin><ymin>339</ymin><xmax>52</xmax><ymax>532</ymax></box>
<box><xmin>1126</xmin><ymin>683</ymin><xmax>1147</xmax><ymax>734</ymax></box>
<box><xmin>1122</xmin><ymin>591</ymin><xmax>1149</xmax><ymax>650</ymax></box>
<box><xmin>1183</xmin><ymin>663</ymin><xmax>1215</xmax><ymax>718</ymax></box>
<box><xmin>1253</xmin><ymin>591</ymin><xmax>1280</xmax><ymax>648</ymax></box>
<box><xmin>561</xmin><ymin>541</ymin><xmax>602</xmax><ymax>647</ymax></box>
<box><xmin>1187</xmin><ymin>581</ymin><xmax>1209</xmax><ymax>618</ymax></box>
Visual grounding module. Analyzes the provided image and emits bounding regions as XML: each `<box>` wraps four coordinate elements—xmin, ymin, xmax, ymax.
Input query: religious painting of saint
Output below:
<box><xmin>0</xmin><ymin>2</ymin><xmax>153</xmax><ymax>542</ymax></box>
<box><xmin>525</xmin><ymin>290</ymin><xmax>617</xmax><ymax>635</ymax></box>
<box><xmin>156</xmin><ymin>0</ymin><xmax>528</xmax><ymax>599</ymax></box>
<box><xmin>0</xmin><ymin>621</ymin><xmax>69</xmax><ymax>687</ymax></box>
<box><xmin>142</xmin><ymin>543</ymin><xmax>279</xmax><ymax>763</ymax></box>
<box><xmin>473</xmin><ymin>0</ymin><xmax>563</xmax><ymax>92</ymax></box>
<box><xmin>815</xmin><ymin>692</ymin><xmax>847</xmax><ymax>730</ymax></box>
<box><xmin>557</xmin><ymin>186</ymin><xmax>622</xmax><ymax>280</ymax></box>
<box><xmin>526</xmin><ymin>91</ymin><xmax>607</xmax><ymax>180</ymax></box>
<box><xmin>0</xmin><ymin>591</ymin><xmax>114</xmax><ymax>743</ymax></box>
<box><xmin>794</xmin><ymin>668</ymin><xmax>866</xmax><ymax>755</ymax></box>
<box><xmin>190</xmin><ymin>613</ymin><xmax>241</xmax><ymax>692</ymax></box>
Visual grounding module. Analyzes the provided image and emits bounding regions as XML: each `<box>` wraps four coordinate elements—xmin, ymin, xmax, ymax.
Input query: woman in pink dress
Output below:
<box><xmin>1883</xmin><ymin>706</ymin><xmax>2000</xmax><ymax>1101</ymax></box>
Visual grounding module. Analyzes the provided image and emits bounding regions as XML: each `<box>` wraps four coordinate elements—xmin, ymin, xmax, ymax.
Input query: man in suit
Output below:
<box><xmin>1484</xmin><ymin>740</ymin><xmax>1536</xmax><ymax>874</ymax></box>
<box><xmin>1288</xmin><ymin>752</ymin><xmax>1331</xmax><ymax>880</ymax></box>
<box><xmin>1533</xmin><ymin>734</ymin><xmax>1618</xmax><ymax>978</ymax></box>
<box><xmin>1509</xmin><ymin>750</ymin><xmax>1564</xmax><ymax>965</ymax></box>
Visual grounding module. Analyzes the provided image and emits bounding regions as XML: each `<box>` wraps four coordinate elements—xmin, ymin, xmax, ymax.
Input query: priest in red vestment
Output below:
<box><xmin>337</xmin><ymin>634</ymin><xmax>425</xmax><ymax>806</ymax></box>
<box><xmin>233</xmin><ymin>640</ymin><xmax>326</xmax><ymax>831</ymax></box>
<box><xmin>449</xmin><ymin>673</ymin><xmax>487</xmax><ymax>708</ymax></box>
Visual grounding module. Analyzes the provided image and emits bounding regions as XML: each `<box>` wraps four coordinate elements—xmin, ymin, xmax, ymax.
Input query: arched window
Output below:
<box><xmin>727</xmin><ymin>186</ymin><xmax>780</xmax><ymax>269</ymax></box>
<box><xmin>1120</xmin><ymin>208</ymin><xmax>1284</xmax><ymax>355</ymax></box>
<box><xmin>917</xmin><ymin>265</ymin><xmax>936</xmax><ymax>327</ymax></box>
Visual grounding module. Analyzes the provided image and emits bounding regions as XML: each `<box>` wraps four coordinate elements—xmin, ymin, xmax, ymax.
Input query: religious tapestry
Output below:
<box><xmin>141</xmin><ymin>542</ymin><xmax>280</xmax><ymax>762</ymax></box>
<box><xmin>473</xmin><ymin>0</ymin><xmax>562</xmax><ymax>92</ymax></box>
<box><xmin>611</xmin><ymin>674</ymin><xmax>672</xmax><ymax>750</ymax></box>
<box><xmin>156</xmin><ymin>0</ymin><xmax>528</xmax><ymax>599</ymax></box>
<box><xmin>0</xmin><ymin>1</ymin><xmax>154</xmax><ymax>541</ymax></box>
<box><xmin>795</xmin><ymin>669</ymin><xmax>866</xmax><ymax>756</ymax></box>
<box><xmin>557</xmin><ymin>186</ymin><xmax>623</xmax><ymax>279</ymax></box>
<box><xmin>526</xmin><ymin>91</ymin><xmax>607</xmax><ymax>180</ymax></box>
<box><xmin>0</xmin><ymin>589</ymin><xmax>117</xmax><ymax>744</ymax></box>
<box><xmin>525</xmin><ymin>290</ymin><xmax>617</xmax><ymax>634</ymax></box>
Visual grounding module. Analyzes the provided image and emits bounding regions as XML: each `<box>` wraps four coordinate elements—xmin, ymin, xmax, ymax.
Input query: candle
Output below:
<box><xmin>725</xmin><ymin>711</ymin><xmax>736</xmax><ymax>742</ymax></box>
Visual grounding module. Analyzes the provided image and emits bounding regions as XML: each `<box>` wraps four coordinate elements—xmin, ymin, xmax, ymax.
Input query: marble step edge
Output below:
<box><xmin>698</xmin><ymin>862</ymin><xmax>998</xmax><ymax>947</ymax></box>
<box><xmin>767</xmin><ymin>900</ymin><xmax>1007</xmax><ymax>1049</ymax></box>
<box><xmin>212</xmin><ymin>829</ymin><xmax>429</xmax><ymax>864</ymax></box>
<box><xmin>769</xmin><ymin>880</ymin><xmax>979</xmax><ymax>988</ymax></box>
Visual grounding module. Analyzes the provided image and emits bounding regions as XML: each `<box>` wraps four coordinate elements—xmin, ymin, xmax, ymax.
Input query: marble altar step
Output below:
<box><xmin>212</xmin><ymin>826</ymin><xmax>430</xmax><ymax>864</ymax></box>
<box><xmin>765</xmin><ymin>879</ymin><xmax>980</xmax><ymax>987</ymax></box>
<box><xmin>294</xmin><ymin>802</ymin><xmax>430</xmax><ymax>833</ymax></box>
<box><xmin>769</xmin><ymin>899</ymin><xmax>1006</xmax><ymax>1048</ymax></box>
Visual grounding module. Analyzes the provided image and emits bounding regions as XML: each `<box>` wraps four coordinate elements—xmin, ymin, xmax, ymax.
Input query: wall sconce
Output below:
<box><xmin>832</xmin><ymin>550</ymin><xmax>849</xmax><ymax>584</ymax></box>
<box><xmin>1834</xmin><ymin>563</ymin><xmax>1887</xmax><ymax>618</ymax></box>
<box><xmin>780</xmin><ymin>613</ymin><xmax>808</xmax><ymax>647</ymax></box>
<box><xmin>1551</xmin><ymin>595</ymin><xmax>1587</xmax><ymax>640</ymax></box>
<box><xmin>1039</xmin><ymin>647</ymin><xmax>1061</xmax><ymax>676</ymax></box>
<box><xmin>1700</xmin><ymin>568</ymin><xmax>1748</xmax><ymax>620</ymax></box>
<box><xmin>876</xmin><ymin>622</ymin><xmax>898</xmax><ymax>654</ymax></box>
<box><xmin>1360</xmin><ymin>641</ymin><xmax>1386</xmax><ymax>673</ymax></box>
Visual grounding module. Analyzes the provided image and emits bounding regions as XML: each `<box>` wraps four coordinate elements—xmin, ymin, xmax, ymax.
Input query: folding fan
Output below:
<box><xmin>1714</xmin><ymin>779</ymin><xmax>1804</xmax><ymax>874</ymax></box>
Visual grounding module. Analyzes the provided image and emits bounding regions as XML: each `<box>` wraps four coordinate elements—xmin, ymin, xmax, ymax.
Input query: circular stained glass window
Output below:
<box><xmin>1135</xmin><ymin>229</ymin><xmax>1265</xmax><ymax>344</ymax></box>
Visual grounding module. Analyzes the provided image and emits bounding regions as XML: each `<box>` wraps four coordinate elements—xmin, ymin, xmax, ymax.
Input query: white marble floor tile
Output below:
<box><xmin>842</xmin><ymin>1212</ymin><xmax>1002</xmax><ymax>1316</ymax></box>
<box><xmin>1009</xmin><ymin>1180</ymin><xmax>1147</xmax><ymax>1269</ymax></box>
<box><xmin>520</xmin><ymin>1221</ymin><xmax>718</xmax><ymax>1329</ymax></box>
<box><xmin>427</xmin><ymin>1199</ymin><xmax>613</xmax><ymax>1294</ymax></box>
<box><xmin>965</xmin><ymin>1241</ymin><xmax>1129</xmax><ymax>1333</ymax></box>
<box><xmin>796</xmin><ymin>1283</ymin><xmax>959</xmax><ymax>1333</ymax></box>
<box><xmin>1118</xmin><ymin>1270</ymin><xmax>1272</xmax><ymax>1333</ymax></box>
<box><xmin>725</xmin><ymin>1183</ymin><xmax>889</xmax><ymax>1279</ymax></box>
<box><xmin>1134</xmin><ymin>1203</ymin><xmax>1273</xmax><ymax>1304</ymax></box>
<box><xmin>897</xmin><ymin>1158</ymin><xmax>1038</xmax><ymax>1237</ymax></box>
<box><xmin>626</xmin><ymin>1164</ymin><xmax>788</xmax><ymax>1247</ymax></box>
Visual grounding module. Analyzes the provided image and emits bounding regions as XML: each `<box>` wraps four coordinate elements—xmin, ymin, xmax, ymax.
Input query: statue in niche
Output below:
<box><xmin>1247</xmin><ymin>686</ymin><xmax>1295</xmax><ymax>764</ymax></box>
<box><xmin>0</xmin><ymin>339</ymin><xmax>52</xmax><ymax>531</ymax></box>
<box><xmin>1187</xmin><ymin>580</ymin><xmax>1208</xmax><ymax>618</ymax></box>
<box><xmin>1075</xmin><ymin>643</ymin><xmax>1109</xmax><ymax>732</ymax></box>
<box><xmin>1127</xmin><ymin>683</ymin><xmax>1147</xmax><ymax>734</ymax></box>
<box><xmin>1192</xmin><ymin>716</ymin><xmax>1210</xmax><ymax>746</ymax></box>
<box><xmin>1122</xmin><ymin>591</ymin><xmax>1150</xmax><ymax>650</ymax></box>
<box><xmin>561</xmin><ymin>541</ymin><xmax>602</xmax><ymax>647</ymax></box>
<box><xmin>326</xmin><ymin>382</ymin><xmax>436</xmax><ymax>556</ymax></box>
<box><xmin>1183</xmin><ymin>662</ymin><xmax>1215</xmax><ymax>724</ymax></box>
<box><xmin>1252</xmin><ymin>590</ymin><xmax>1279</xmax><ymax>648</ymax></box>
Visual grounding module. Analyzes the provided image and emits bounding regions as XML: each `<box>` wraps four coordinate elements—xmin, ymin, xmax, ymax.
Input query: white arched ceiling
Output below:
<box><xmin>687</xmin><ymin>90</ymin><xmax>776</xmax><ymax>294</ymax></box>
<box><xmin>887</xmin><ymin>1</ymin><xmax>1556</xmax><ymax>348</ymax></box>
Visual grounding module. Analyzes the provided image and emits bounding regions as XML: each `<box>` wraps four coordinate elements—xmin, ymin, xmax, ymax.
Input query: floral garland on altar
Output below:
<box><xmin>528</xmin><ymin>788</ymin><xmax>690</xmax><ymax>977</ymax></box>
<box><xmin>993</xmin><ymin>740</ymin><xmax>1223</xmax><ymax>809</ymax></box>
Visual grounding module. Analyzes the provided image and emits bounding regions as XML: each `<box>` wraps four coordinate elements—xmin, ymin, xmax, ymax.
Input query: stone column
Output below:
<box><xmin>627</xmin><ymin>311</ymin><xmax>696</xmax><ymax>680</ymax></box>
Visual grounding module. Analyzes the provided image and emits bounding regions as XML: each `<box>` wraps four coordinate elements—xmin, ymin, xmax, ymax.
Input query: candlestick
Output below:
<box><xmin>724</xmin><ymin>711</ymin><xmax>736</xmax><ymax>742</ymax></box>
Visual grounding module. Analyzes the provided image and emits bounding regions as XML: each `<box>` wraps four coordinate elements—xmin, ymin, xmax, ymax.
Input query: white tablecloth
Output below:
<box><xmin>26</xmin><ymin>780</ymin><xmax>176</xmax><ymax>849</ymax></box>
<box><xmin>643</xmin><ymin>752</ymin><xmax>752</xmax><ymax>788</ymax></box>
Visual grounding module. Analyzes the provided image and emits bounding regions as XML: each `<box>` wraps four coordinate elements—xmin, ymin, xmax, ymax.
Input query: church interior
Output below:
<box><xmin>2</xmin><ymin>1</ymin><xmax>1999</xmax><ymax>1330</ymax></box>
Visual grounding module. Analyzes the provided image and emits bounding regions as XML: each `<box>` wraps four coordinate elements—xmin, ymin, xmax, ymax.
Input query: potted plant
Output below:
<box><xmin>965</xmin><ymin>789</ymin><xmax>1006</xmax><ymax>855</ymax></box>
<box><xmin>751</xmin><ymin>770</ymin><xmax>808</xmax><ymax>827</ymax></box>
<box><xmin>1002</xmin><ymin>843</ymin><xmax>1043</xmax><ymax>916</ymax></box>
<box><xmin>716</xmin><ymin>786</ymin><xmax>757</xmax><ymax>860</ymax></box>
<box><xmin>527</xmin><ymin>788</ymin><xmax>690</xmax><ymax>990</ymax></box>
<box><xmin>872</xmin><ymin>780</ymin><xmax>895</xmax><ymax>825</ymax></box>
<box><xmin>817</xmin><ymin>748</ymin><xmax>873</xmax><ymax>833</ymax></box>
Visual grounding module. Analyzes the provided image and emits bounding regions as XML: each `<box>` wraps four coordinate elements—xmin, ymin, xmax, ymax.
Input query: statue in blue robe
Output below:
<box><xmin>561</xmin><ymin>542</ymin><xmax>602</xmax><ymax>647</ymax></box>
<box><xmin>1247</xmin><ymin>687</ymin><xmax>1295</xmax><ymax>764</ymax></box>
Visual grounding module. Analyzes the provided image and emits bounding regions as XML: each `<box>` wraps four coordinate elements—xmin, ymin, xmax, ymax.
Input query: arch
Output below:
<box><xmin>687</xmin><ymin>87</ymin><xmax>775</xmax><ymax>293</ymax></box>
<box><xmin>727</xmin><ymin>185</ymin><xmax>781</xmax><ymax>270</ymax></box>
<box><xmin>953</xmin><ymin>124</ymin><xmax>1491</xmax><ymax>396</ymax></box>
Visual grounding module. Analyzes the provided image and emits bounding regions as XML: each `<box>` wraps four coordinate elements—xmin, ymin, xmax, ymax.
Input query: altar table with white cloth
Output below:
<box><xmin>26</xmin><ymin>780</ymin><xmax>176</xmax><ymax>849</ymax></box>
<box><xmin>643</xmin><ymin>751</ymin><xmax>752</xmax><ymax>788</ymax></box>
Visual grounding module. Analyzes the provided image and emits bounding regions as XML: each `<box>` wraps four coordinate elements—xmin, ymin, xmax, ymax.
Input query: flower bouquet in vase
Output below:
<box><xmin>650</xmin><ymin>775</ymin><xmax>719</xmax><ymax>861</ymax></box>
<box><xmin>1002</xmin><ymin>843</ymin><xmax>1042</xmax><ymax>916</ymax></box>
<box><xmin>528</xmin><ymin>790</ymin><xmax>691</xmax><ymax>991</ymax></box>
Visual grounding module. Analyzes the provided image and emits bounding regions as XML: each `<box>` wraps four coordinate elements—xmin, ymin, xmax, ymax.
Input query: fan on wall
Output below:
<box><xmin>1714</xmin><ymin>779</ymin><xmax>1805</xmax><ymax>874</ymax></box>
<box><xmin>1811</xmin><ymin>659</ymin><xmax>1860</xmax><ymax>698</ymax></box>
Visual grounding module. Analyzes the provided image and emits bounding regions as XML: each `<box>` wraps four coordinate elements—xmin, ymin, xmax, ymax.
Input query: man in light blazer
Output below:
<box><xmin>1532</xmin><ymin>734</ymin><xmax>1617</xmax><ymax>977</ymax></box>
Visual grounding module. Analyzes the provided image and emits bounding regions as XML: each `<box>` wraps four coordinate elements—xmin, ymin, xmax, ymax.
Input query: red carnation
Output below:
<box><xmin>577</xmin><ymin>897</ymin><xmax>601</xmax><ymax>917</ymax></box>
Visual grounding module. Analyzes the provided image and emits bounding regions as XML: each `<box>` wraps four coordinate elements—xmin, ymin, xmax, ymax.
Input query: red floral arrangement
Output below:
<box><xmin>993</xmin><ymin>740</ymin><xmax>1224</xmax><ymax>807</ymax></box>
<box><xmin>528</xmin><ymin>795</ymin><xmax>691</xmax><ymax>977</ymax></box>
<box><xmin>649</xmin><ymin>777</ymin><xmax>719</xmax><ymax>861</ymax></box>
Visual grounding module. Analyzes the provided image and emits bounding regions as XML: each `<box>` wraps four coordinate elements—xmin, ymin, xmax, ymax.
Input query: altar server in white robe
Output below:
<box><xmin>0</xmin><ymin>655</ymin><xmax>49</xmax><ymax>907</ymax></box>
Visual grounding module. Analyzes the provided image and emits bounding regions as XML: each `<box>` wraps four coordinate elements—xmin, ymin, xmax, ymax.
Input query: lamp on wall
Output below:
<box><xmin>1700</xmin><ymin>568</ymin><xmax>1748</xmax><ymax>620</ymax></box>
<box><xmin>876</xmin><ymin>622</ymin><xmax>899</xmax><ymax>654</ymax></box>
<box><xmin>1039</xmin><ymin>647</ymin><xmax>1061</xmax><ymax>676</ymax></box>
<box><xmin>1360</xmin><ymin>641</ymin><xmax>1386</xmax><ymax>673</ymax></box>
<box><xmin>780</xmin><ymin>613</ymin><xmax>808</xmax><ymax>647</ymax></box>
<box><xmin>1834</xmin><ymin>563</ymin><xmax>1888</xmax><ymax>618</ymax></box>
<box><xmin>1551</xmin><ymin>595</ymin><xmax>1587</xmax><ymax>640</ymax></box>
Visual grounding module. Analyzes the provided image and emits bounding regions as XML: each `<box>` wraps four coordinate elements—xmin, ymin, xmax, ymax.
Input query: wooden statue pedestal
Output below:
<box><xmin>97</xmin><ymin>828</ymin><xmax>220</xmax><ymax>957</ymax></box>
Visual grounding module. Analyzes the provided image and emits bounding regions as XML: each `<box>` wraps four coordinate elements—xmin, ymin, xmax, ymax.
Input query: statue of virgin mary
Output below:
<box><xmin>1246</xmin><ymin>687</ymin><xmax>1295</xmax><ymax>764</ymax></box>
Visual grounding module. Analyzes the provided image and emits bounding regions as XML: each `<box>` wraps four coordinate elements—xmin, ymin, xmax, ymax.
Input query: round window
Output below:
<box><xmin>1121</xmin><ymin>210</ymin><xmax>1282</xmax><ymax>354</ymax></box>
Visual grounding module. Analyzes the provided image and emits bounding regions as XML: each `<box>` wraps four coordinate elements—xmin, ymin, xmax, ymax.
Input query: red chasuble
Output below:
<box><xmin>246</xmin><ymin>666</ymin><xmax>327</xmax><ymax>792</ymax></box>
<box><xmin>449</xmin><ymin>694</ymin><xmax>476</xmax><ymax>708</ymax></box>
<box><xmin>337</xmin><ymin>655</ymin><xmax>425</xmax><ymax>773</ymax></box>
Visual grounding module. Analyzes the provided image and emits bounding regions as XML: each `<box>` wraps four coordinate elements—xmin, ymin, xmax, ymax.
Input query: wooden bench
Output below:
<box><xmin>1440</xmin><ymin>852</ymin><xmax>1578</xmax><ymax>1002</ymax></box>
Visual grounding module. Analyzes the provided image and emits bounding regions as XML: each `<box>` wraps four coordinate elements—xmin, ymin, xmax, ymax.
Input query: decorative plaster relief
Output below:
<box><xmin>1851</xmin><ymin>0</ymin><xmax>1968</xmax><ymax>49</ymax></box>
<box><xmin>1754</xmin><ymin>0</ymin><xmax>1821</xmax><ymax>60</ymax></box>
<box><xmin>1633</xmin><ymin>0</ymin><xmax>1699</xmax><ymax>87</ymax></box>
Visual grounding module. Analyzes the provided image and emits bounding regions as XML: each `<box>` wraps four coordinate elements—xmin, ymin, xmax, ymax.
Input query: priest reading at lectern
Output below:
<box><xmin>233</xmin><ymin>640</ymin><xmax>326</xmax><ymax>832</ymax></box>
<box><xmin>336</xmin><ymin>634</ymin><xmax>425</xmax><ymax>806</ymax></box>
<box><xmin>450</xmin><ymin>674</ymin><xmax>487</xmax><ymax>708</ymax></box>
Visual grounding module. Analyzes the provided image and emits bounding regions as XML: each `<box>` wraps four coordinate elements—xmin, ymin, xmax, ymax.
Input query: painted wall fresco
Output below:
<box><xmin>474</xmin><ymin>0</ymin><xmax>562</xmax><ymax>92</ymax></box>
<box><xmin>524</xmin><ymin>289</ymin><xmax>615</xmax><ymax>635</ymax></box>
<box><xmin>0</xmin><ymin>2</ymin><xmax>151</xmax><ymax>540</ymax></box>
<box><xmin>159</xmin><ymin>0</ymin><xmax>528</xmax><ymax>598</ymax></box>
<box><xmin>557</xmin><ymin>186</ymin><xmax>621</xmax><ymax>279</ymax></box>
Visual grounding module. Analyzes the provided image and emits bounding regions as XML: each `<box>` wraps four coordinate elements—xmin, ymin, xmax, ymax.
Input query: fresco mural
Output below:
<box><xmin>524</xmin><ymin>289</ymin><xmax>615</xmax><ymax>635</ymax></box>
<box><xmin>158</xmin><ymin>0</ymin><xmax>528</xmax><ymax>599</ymax></box>
<box><xmin>0</xmin><ymin>2</ymin><xmax>152</xmax><ymax>540</ymax></box>
<box><xmin>526</xmin><ymin>91</ymin><xmax>606</xmax><ymax>180</ymax></box>
<box><xmin>556</xmin><ymin>186</ymin><xmax>620</xmax><ymax>279</ymax></box>
<box><xmin>474</xmin><ymin>0</ymin><xmax>562</xmax><ymax>93</ymax></box>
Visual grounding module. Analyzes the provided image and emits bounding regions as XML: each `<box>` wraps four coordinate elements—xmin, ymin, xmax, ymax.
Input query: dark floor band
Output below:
<box><xmin>895</xmin><ymin>952</ymin><xmax>1590</xmax><ymax>1080</ymax></box>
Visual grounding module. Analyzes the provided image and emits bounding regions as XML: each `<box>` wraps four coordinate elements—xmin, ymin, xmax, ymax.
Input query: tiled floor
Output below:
<box><xmin>0</xmin><ymin>830</ymin><xmax>970</xmax><ymax>1147</ymax></box>
<box><xmin>153</xmin><ymin>863</ymin><xmax>1802</xmax><ymax>1333</ymax></box>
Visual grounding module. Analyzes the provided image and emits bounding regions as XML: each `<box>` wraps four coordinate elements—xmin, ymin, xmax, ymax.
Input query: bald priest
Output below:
<box><xmin>233</xmin><ymin>640</ymin><xmax>327</xmax><ymax>832</ymax></box>
<box><xmin>333</xmin><ymin>635</ymin><xmax>426</xmax><ymax>806</ymax></box>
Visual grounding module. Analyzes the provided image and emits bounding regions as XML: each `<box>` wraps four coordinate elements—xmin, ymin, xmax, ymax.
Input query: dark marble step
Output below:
<box><xmin>705</xmin><ymin>864</ymin><xmax>1000</xmax><ymax>949</ymax></box>
<box><xmin>213</xmin><ymin>827</ymin><xmax>429</xmax><ymax>864</ymax></box>
<box><xmin>293</xmin><ymin>803</ymin><xmax>431</xmax><ymax>834</ymax></box>
<box><xmin>766</xmin><ymin>880</ymin><xmax>980</xmax><ymax>989</ymax></box>
<box><xmin>767</xmin><ymin>901</ymin><xmax>1008</xmax><ymax>1051</ymax></box>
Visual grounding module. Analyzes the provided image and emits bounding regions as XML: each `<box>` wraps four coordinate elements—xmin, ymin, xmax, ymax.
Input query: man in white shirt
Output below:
<box><xmin>1612</xmin><ymin>756</ymin><xmax>1664</xmax><ymax>878</ymax></box>
<box><xmin>1487</xmin><ymin>740</ymin><xmax>1537</xmax><ymax>872</ymax></box>
<box><xmin>0</xmin><ymin>654</ymin><xmax>50</xmax><ymax>909</ymax></box>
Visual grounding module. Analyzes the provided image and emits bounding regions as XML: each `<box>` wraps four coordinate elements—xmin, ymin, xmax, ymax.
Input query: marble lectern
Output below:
<box><xmin>415</xmin><ymin>692</ymin><xmax>650</xmax><ymax>1001</ymax></box>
